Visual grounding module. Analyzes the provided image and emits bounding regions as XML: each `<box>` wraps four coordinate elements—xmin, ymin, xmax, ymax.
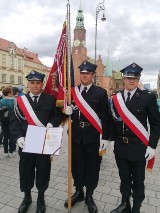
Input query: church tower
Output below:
<box><xmin>73</xmin><ymin>5</ymin><xmax>86</xmax><ymax>51</ymax></box>
<box><xmin>72</xmin><ymin>3</ymin><xmax>88</xmax><ymax>85</ymax></box>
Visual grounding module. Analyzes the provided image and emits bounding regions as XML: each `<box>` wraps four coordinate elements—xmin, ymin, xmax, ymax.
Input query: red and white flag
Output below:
<box><xmin>44</xmin><ymin>22</ymin><xmax>67</xmax><ymax>108</ymax></box>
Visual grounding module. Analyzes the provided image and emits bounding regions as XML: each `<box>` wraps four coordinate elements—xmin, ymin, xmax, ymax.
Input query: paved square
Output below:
<box><xmin>0</xmin><ymin>125</ymin><xmax>160</xmax><ymax>213</ymax></box>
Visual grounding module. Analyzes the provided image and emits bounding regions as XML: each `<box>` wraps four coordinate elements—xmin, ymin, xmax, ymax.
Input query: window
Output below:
<box><xmin>18</xmin><ymin>76</ymin><xmax>22</xmax><ymax>84</ymax></box>
<box><xmin>2</xmin><ymin>74</ymin><xmax>6</xmax><ymax>82</ymax></box>
<box><xmin>10</xmin><ymin>75</ymin><xmax>14</xmax><ymax>83</ymax></box>
<box><xmin>2</xmin><ymin>54</ymin><xmax>6</xmax><ymax>67</ymax></box>
<box><xmin>18</xmin><ymin>58</ymin><xmax>22</xmax><ymax>70</ymax></box>
<box><xmin>10</xmin><ymin>55</ymin><xmax>14</xmax><ymax>69</ymax></box>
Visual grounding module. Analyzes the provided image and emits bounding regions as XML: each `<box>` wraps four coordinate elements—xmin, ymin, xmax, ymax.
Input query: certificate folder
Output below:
<box><xmin>23</xmin><ymin>125</ymin><xmax>63</xmax><ymax>155</ymax></box>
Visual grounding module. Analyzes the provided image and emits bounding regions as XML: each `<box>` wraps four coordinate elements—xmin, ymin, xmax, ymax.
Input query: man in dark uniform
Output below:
<box><xmin>64</xmin><ymin>60</ymin><xmax>110</xmax><ymax>213</ymax></box>
<box><xmin>10</xmin><ymin>70</ymin><xmax>62</xmax><ymax>213</ymax></box>
<box><xmin>109</xmin><ymin>62</ymin><xmax>160</xmax><ymax>213</ymax></box>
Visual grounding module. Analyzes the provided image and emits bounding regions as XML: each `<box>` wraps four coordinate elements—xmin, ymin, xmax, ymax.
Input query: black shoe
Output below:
<box><xmin>132</xmin><ymin>210</ymin><xmax>140</xmax><ymax>213</ymax></box>
<box><xmin>85</xmin><ymin>196</ymin><xmax>97</xmax><ymax>213</ymax></box>
<box><xmin>64</xmin><ymin>189</ymin><xmax>84</xmax><ymax>207</ymax></box>
<box><xmin>110</xmin><ymin>203</ymin><xmax>131</xmax><ymax>213</ymax></box>
<box><xmin>131</xmin><ymin>201</ymin><xmax>141</xmax><ymax>213</ymax></box>
<box><xmin>36</xmin><ymin>203</ymin><xmax>46</xmax><ymax>213</ymax></box>
<box><xmin>18</xmin><ymin>194</ymin><xmax>32</xmax><ymax>213</ymax></box>
<box><xmin>110</xmin><ymin>197</ymin><xmax>131</xmax><ymax>213</ymax></box>
<box><xmin>36</xmin><ymin>193</ymin><xmax>46</xmax><ymax>213</ymax></box>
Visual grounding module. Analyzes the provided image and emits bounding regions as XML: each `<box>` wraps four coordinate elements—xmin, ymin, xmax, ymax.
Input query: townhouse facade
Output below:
<box><xmin>0</xmin><ymin>38</ymin><xmax>50</xmax><ymax>93</ymax></box>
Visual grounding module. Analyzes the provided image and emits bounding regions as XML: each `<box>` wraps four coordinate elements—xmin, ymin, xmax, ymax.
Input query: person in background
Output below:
<box><xmin>10</xmin><ymin>70</ymin><xmax>62</xmax><ymax>213</ymax></box>
<box><xmin>109</xmin><ymin>62</ymin><xmax>160</xmax><ymax>213</ymax></box>
<box><xmin>18</xmin><ymin>84</ymin><xmax>24</xmax><ymax>96</ymax></box>
<box><xmin>0</xmin><ymin>87</ymin><xmax>15</xmax><ymax>157</ymax></box>
<box><xmin>0</xmin><ymin>90</ymin><xmax>3</xmax><ymax>100</ymax></box>
<box><xmin>156</xmin><ymin>96</ymin><xmax>160</xmax><ymax>112</ymax></box>
<box><xmin>12</xmin><ymin>87</ymin><xmax>19</xmax><ymax>97</ymax></box>
<box><xmin>64</xmin><ymin>60</ymin><xmax>110</xmax><ymax>213</ymax></box>
<box><xmin>0</xmin><ymin>90</ymin><xmax>4</xmax><ymax>146</ymax></box>
<box><xmin>11</xmin><ymin>87</ymin><xmax>20</xmax><ymax>152</ymax></box>
<box><xmin>0</xmin><ymin>128</ymin><xmax>4</xmax><ymax>147</ymax></box>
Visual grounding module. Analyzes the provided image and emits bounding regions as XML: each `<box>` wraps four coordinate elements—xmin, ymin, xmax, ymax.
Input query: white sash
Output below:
<box><xmin>113</xmin><ymin>92</ymin><xmax>149</xmax><ymax>145</ymax></box>
<box><xmin>17</xmin><ymin>96</ymin><xmax>44</xmax><ymax>127</ymax></box>
<box><xmin>71</xmin><ymin>86</ymin><xmax>102</xmax><ymax>134</ymax></box>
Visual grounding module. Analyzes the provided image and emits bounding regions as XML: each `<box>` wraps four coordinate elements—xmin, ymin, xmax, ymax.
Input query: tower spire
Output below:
<box><xmin>103</xmin><ymin>51</ymin><xmax>112</xmax><ymax>76</ymax></box>
<box><xmin>79</xmin><ymin>0</ymin><xmax>82</xmax><ymax>10</ymax></box>
<box><xmin>116</xmin><ymin>57</ymin><xmax>122</xmax><ymax>79</ymax></box>
<box><xmin>76</xmin><ymin>2</ymin><xmax>84</xmax><ymax>29</ymax></box>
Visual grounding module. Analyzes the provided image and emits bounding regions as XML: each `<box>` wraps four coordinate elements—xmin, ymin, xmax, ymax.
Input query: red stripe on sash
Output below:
<box><xmin>17</xmin><ymin>96</ymin><xmax>36</xmax><ymax>125</ymax></box>
<box><xmin>112</xmin><ymin>94</ymin><xmax>155</xmax><ymax>170</ymax></box>
<box><xmin>71</xmin><ymin>88</ymin><xmax>102</xmax><ymax>134</ymax></box>
<box><xmin>113</xmin><ymin>94</ymin><xmax>148</xmax><ymax>146</ymax></box>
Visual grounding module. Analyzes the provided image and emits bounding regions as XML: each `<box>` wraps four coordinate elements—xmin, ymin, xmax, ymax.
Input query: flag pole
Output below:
<box><xmin>66</xmin><ymin>1</ymin><xmax>72</xmax><ymax>212</ymax></box>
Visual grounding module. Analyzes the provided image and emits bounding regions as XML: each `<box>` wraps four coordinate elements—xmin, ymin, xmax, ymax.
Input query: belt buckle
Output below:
<box><xmin>123</xmin><ymin>137</ymin><xmax>128</xmax><ymax>143</ymax></box>
<box><xmin>80</xmin><ymin>121</ymin><xmax>85</xmax><ymax>128</ymax></box>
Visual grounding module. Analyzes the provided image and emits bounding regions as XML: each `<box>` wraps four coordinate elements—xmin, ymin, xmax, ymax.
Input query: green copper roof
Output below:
<box><xmin>103</xmin><ymin>52</ymin><xmax>112</xmax><ymax>76</ymax></box>
<box><xmin>76</xmin><ymin>1</ymin><xmax>84</xmax><ymax>29</ymax></box>
<box><xmin>115</xmin><ymin>58</ymin><xmax>122</xmax><ymax>79</ymax></box>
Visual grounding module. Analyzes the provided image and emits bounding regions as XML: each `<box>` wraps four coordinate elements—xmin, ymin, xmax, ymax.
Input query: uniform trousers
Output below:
<box><xmin>2</xmin><ymin>122</ymin><xmax>13</xmax><ymax>154</ymax></box>
<box><xmin>72</xmin><ymin>140</ymin><xmax>101</xmax><ymax>190</ymax></box>
<box><xmin>115</xmin><ymin>155</ymin><xmax>146</xmax><ymax>202</ymax></box>
<box><xmin>19</xmin><ymin>149</ymin><xmax>51</xmax><ymax>193</ymax></box>
<box><xmin>0</xmin><ymin>128</ymin><xmax>4</xmax><ymax>145</ymax></box>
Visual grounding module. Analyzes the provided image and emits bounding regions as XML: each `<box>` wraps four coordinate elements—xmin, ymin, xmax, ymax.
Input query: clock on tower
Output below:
<box><xmin>74</xmin><ymin>39</ymin><xmax>80</xmax><ymax>46</ymax></box>
<box><xmin>81</xmin><ymin>40</ymin><xmax>86</xmax><ymax>47</ymax></box>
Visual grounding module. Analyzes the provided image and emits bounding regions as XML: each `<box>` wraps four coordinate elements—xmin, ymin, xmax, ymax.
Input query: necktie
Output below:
<box><xmin>81</xmin><ymin>87</ymin><xmax>87</xmax><ymax>97</ymax></box>
<box><xmin>33</xmin><ymin>96</ymin><xmax>38</xmax><ymax>104</ymax></box>
<box><xmin>125</xmin><ymin>92</ymin><xmax>131</xmax><ymax>106</ymax></box>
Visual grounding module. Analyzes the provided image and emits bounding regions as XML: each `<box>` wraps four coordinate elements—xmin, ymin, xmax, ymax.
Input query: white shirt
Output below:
<box><xmin>80</xmin><ymin>83</ymin><xmax>92</xmax><ymax>93</ymax></box>
<box><xmin>29</xmin><ymin>92</ymin><xmax>42</xmax><ymax>102</ymax></box>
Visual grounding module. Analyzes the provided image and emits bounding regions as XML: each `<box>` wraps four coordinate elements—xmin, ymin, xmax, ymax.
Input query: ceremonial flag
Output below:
<box><xmin>70</xmin><ymin>55</ymin><xmax>75</xmax><ymax>88</ymax></box>
<box><xmin>44</xmin><ymin>22</ymin><xmax>67</xmax><ymax>108</ymax></box>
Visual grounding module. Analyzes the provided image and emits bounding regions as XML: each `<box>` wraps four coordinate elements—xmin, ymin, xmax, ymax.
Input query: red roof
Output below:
<box><xmin>0</xmin><ymin>38</ymin><xmax>43</xmax><ymax>65</ymax></box>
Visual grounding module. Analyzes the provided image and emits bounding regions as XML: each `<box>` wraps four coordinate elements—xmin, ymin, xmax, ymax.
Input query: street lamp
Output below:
<box><xmin>94</xmin><ymin>0</ymin><xmax>106</xmax><ymax>84</ymax></box>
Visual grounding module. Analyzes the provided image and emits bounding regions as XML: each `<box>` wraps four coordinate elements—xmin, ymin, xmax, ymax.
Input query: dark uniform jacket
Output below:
<box><xmin>110</xmin><ymin>88</ymin><xmax>160</xmax><ymax>161</ymax></box>
<box><xmin>71</xmin><ymin>84</ymin><xmax>110</xmax><ymax>144</ymax></box>
<box><xmin>10</xmin><ymin>92</ymin><xmax>62</xmax><ymax>139</ymax></box>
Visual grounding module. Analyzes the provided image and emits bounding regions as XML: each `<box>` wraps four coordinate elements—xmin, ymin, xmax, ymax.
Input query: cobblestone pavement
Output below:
<box><xmin>0</xmin><ymin>125</ymin><xmax>160</xmax><ymax>213</ymax></box>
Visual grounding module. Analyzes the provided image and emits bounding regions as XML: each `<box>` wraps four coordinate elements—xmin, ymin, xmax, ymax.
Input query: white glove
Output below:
<box><xmin>110</xmin><ymin>141</ymin><xmax>115</xmax><ymax>152</ymax></box>
<box><xmin>145</xmin><ymin>146</ymin><xmax>156</xmax><ymax>161</ymax></box>
<box><xmin>99</xmin><ymin>140</ymin><xmax>109</xmax><ymax>151</ymax></box>
<box><xmin>46</xmin><ymin>123</ymin><xmax>53</xmax><ymax>130</ymax></box>
<box><xmin>17</xmin><ymin>137</ymin><xmax>25</xmax><ymax>149</ymax></box>
<box><xmin>64</xmin><ymin>106</ymin><xmax>73</xmax><ymax>115</ymax></box>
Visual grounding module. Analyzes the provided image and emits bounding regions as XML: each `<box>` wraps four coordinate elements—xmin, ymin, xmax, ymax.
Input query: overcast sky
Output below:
<box><xmin>0</xmin><ymin>0</ymin><xmax>160</xmax><ymax>89</ymax></box>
